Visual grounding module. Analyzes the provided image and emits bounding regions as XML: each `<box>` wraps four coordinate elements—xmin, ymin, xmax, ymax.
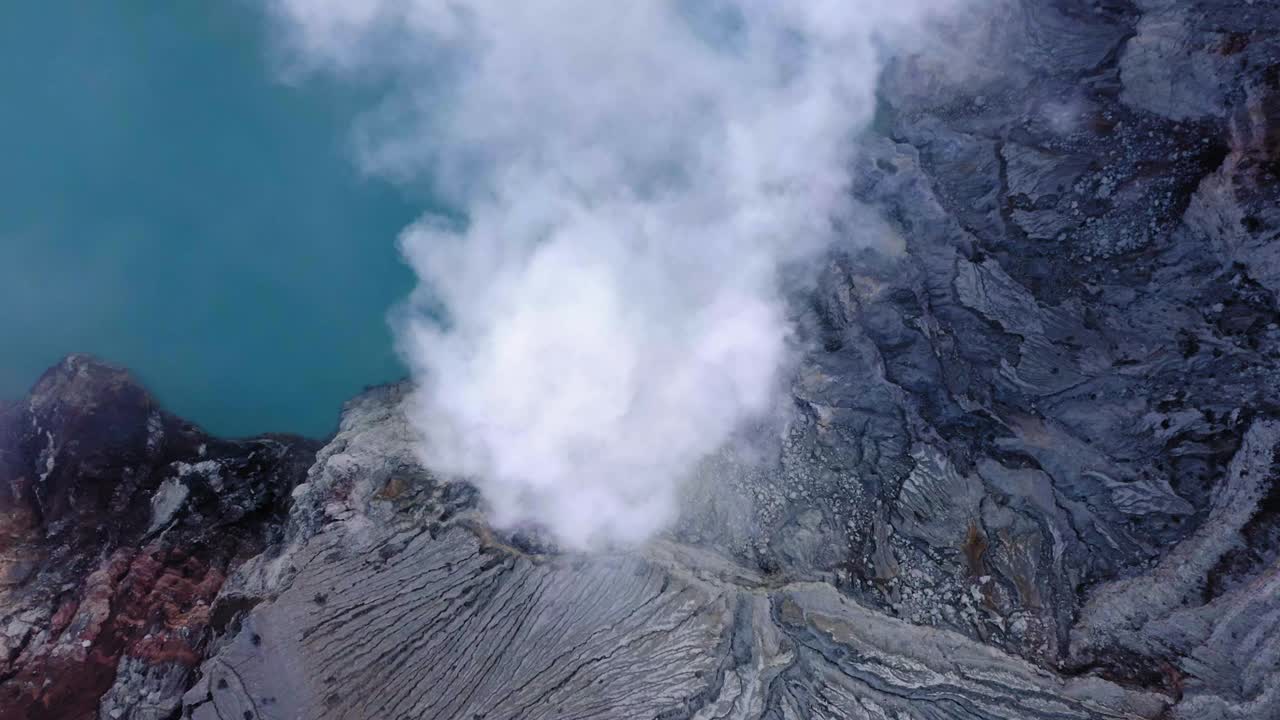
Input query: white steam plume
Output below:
<box><xmin>272</xmin><ymin>0</ymin><xmax>960</xmax><ymax>548</ymax></box>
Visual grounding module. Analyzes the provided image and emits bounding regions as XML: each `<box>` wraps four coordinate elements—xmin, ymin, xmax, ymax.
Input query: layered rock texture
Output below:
<box><xmin>4</xmin><ymin>0</ymin><xmax>1280</xmax><ymax>718</ymax></box>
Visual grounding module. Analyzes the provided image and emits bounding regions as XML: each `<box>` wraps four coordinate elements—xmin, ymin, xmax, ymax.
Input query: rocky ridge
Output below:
<box><xmin>0</xmin><ymin>356</ymin><xmax>318</xmax><ymax>720</ymax></box>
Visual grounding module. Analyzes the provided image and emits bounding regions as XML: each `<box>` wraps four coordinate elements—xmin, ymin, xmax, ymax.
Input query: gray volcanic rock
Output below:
<box><xmin>182</xmin><ymin>387</ymin><xmax>1167</xmax><ymax>720</ymax></box>
<box><xmin>3</xmin><ymin>1</ymin><xmax>1280</xmax><ymax>718</ymax></box>
<box><xmin>0</xmin><ymin>356</ymin><xmax>318</xmax><ymax>720</ymax></box>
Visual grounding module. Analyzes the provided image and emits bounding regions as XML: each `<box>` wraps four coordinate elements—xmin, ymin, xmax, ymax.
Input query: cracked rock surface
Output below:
<box><xmin>180</xmin><ymin>387</ymin><xmax>1168</xmax><ymax>720</ymax></box>
<box><xmin>3</xmin><ymin>1</ymin><xmax>1280</xmax><ymax>718</ymax></box>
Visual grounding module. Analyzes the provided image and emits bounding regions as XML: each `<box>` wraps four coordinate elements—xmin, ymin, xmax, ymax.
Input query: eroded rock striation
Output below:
<box><xmin>3</xmin><ymin>0</ymin><xmax>1280</xmax><ymax>718</ymax></box>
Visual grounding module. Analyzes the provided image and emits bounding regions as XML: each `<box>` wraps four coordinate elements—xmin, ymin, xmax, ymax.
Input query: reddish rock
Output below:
<box><xmin>0</xmin><ymin>356</ymin><xmax>318</xmax><ymax>720</ymax></box>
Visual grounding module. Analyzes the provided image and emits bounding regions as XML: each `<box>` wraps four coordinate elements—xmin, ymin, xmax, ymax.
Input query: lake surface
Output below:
<box><xmin>0</xmin><ymin>4</ymin><xmax>423</xmax><ymax>438</ymax></box>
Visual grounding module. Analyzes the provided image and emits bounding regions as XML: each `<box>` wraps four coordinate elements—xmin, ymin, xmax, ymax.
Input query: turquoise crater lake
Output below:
<box><xmin>0</xmin><ymin>4</ymin><xmax>426</xmax><ymax>438</ymax></box>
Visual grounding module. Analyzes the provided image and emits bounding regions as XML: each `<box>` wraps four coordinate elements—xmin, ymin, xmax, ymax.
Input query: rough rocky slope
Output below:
<box><xmin>3</xmin><ymin>0</ymin><xmax>1280</xmax><ymax>718</ymax></box>
<box><xmin>0</xmin><ymin>357</ymin><xmax>318</xmax><ymax>720</ymax></box>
